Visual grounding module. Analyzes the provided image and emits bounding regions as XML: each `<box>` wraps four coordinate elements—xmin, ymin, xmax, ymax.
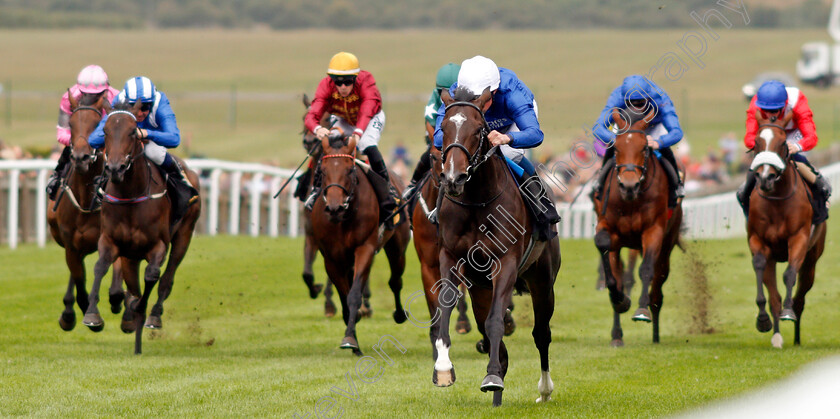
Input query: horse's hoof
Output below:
<box><xmin>120</xmin><ymin>319</ymin><xmax>136</xmax><ymax>334</ymax></box>
<box><xmin>82</xmin><ymin>313</ymin><xmax>104</xmax><ymax>330</ymax></box>
<box><xmin>756</xmin><ymin>313</ymin><xmax>772</xmax><ymax>333</ymax></box>
<box><xmin>433</xmin><ymin>367</ymin><xmax>455</xmax><ymax>387</ymax></box>
<box><xmin>780</xmin><ymin>309</ymin><xmax>797</xmax><ymax>322</ymax></box>
<box><xmin>536</xmin><ymin>395</ymin><xmax>552</xmax><ymax>403</ymax></box>
<box><xmin>632</xmin><ymin>308</ymin><xmax>652</xmax><ymax>323</ymax></box>
<box><xmin>144</xmin><ymin>315</ymin><xmax>162</xmax><ymax>329</ymax></box>
<box><xmin>480</xmin><ymin>374</ymin><xmax>504</xmax><ymax>392</ymax></box>
<box><xmin>309</xmin><ymin>283</ymin><xmax>324</xmax><ymax>299</ymax></box>
<box><xmin>109</xmin><ymin>292</ymin><xmax>124</xmax><ymax>314</ymax></box>
<box><xmin>612</xmin><ymin>295</ymin><xmax>631</xmax><ymax>313</ymax></box>
<box><xmin>476</xmin><ymin>339</ymin><xmax>488</xmax><ymax>354</ymax></box>
<box><xmin>771</xmin><ymin>332</ymin><xmax>783</xmax><ymax>349</ymax></box>
<box><xmin>359</xmin><ymin>304</ymin><xmax>373</xmax><ymax>319</ymax></box>
<box><xmin>340</xmin><ymin>336</ymin><xmax>359</xmax><ymax>351</ymax></box>
<box><xmin>393</xmin><ymin>310</ymin><xmax>407</xmax><ymax>324</ymax></box>
<box><xmin>456</xmin><ymin>318</ymin><xmax>472</xmax><ymax>334</ymax></box>
<box><xmin>87</xmin><ymin>323</ymin><xmax>104</xmax><ymax>333</ymax></box>
<box><xmin>59</xmin><ymin>312</ymin><xmax>76</xmax><ymax>331</ymax></box>
<box><xmin>610</xmin><ymin>339</ymin><xmax>624</xmax><ymax>347</ymax></box>
<box><xmin>324</xmin><ymin>300</ymin><xmax>336</xmax><ymax>318</ymax></box>
<box><xmin>503</xmin><ymin>309</ymin><xmax>516</xmax><ymax>336</ymax></box>
<box><xmin>596</xmin><ymin>279</ymin><xmax>606</xmax><ymax>291</ymax></box>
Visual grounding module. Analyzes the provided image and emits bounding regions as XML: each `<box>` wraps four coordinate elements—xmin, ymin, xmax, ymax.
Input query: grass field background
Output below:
<box><xmin>1</xmin><ymin>28</ymin><xmax>840</xmax><ymax>167</ymax></box>
<box><xmin>1</xmin><ymin>213</ymin><xmax>839</xmax><ymax>417</ymax></box>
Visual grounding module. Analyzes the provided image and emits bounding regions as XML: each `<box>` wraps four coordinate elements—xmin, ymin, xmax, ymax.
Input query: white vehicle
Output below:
<box><xmin>797</xmin><ymin>0</ymin><xmax>840</xmax><ymax>88</ymax></box>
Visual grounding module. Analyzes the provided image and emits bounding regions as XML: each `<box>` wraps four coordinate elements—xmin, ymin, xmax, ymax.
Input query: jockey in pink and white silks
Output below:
<box><xmin>46</xmin><ymin>65</ymin><xmax>120</xmax><ymax>200</ymax></box>
<box><xmin>88</xmin><ymin>76</ymin><xmax>199</xmax><ymax>222</ymax></box>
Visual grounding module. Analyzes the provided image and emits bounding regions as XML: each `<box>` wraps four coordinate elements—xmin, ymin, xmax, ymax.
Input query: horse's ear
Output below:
<box><xmin>476</xmin><ymin>87</ymin><xmax>492</xmax><ymax>110</ymax></box>
<box><xmin>612</xmin><ymin>108</ymin><xmax>627</xmax><ymax>131</ymax></box>
<box><xmin>131</xmin><ymin>100</ymin><xmax>143</xmax><ymax>114</ymax></box>
<box><xmin>67</xmin><ymin>89</ymin><xmax>78</xmax><ymax>110</ymax></box>
<box><xmin>347</xmin><ymin>134</ymin><xmax>357</xmax><ymax>152</ymax></box>
<box><xmin>440</xmin><ymin>87</ymin><xmax>454</xmax><ymax>107</ymax></box>
<box><xmin>754</xmin><ymin>108</ymin><xmax>766</xmax><ymax>125</ymax></box>
<box><xmin>641</xmin><ymin>109</ymin><xmax>656</xmax><ymax>127</ymax></box>
<box><xmin>303</xmin><ymin>93</ymin><xmax>311</xmax><ymax>109</ymax></box>
<box><xmin>101</xmin><ymin>98</ymin><xmax>112</xmax><ymax>113</ymax></box>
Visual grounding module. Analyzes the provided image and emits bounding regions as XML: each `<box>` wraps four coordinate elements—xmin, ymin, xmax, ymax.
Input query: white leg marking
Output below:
<box><xmin>435</xmin><ymin>338</ymin><xmax>453</xmax><ymax>371</ymax></box>
<box><xmin>536</xmin><ymin>369</ymin><xmax>554</xmax><ymax>403</ymax></box>
<box><xmin>772</xmin><ymin>333</ymin><xmax>783</xmax><ymax>349</ymax></box>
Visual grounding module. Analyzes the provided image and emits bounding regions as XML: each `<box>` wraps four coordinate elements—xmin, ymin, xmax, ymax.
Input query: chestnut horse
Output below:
<box><xmin>47</xmin><ymin>92</ymin><xmax>126</xmax><ymax>331</ymax></box>
<box><xmin>82</xmin><ymin>102</ymin><xmax>201</xmax><ymax>354</ymax></box>
<box><xmin>432</xmin><ymin>87</ymin><xmax>560</xmax><ymax>406</ymax></box>
<box><xmin>309</xmin><ymin>133</ymin><xmax>411</xmax><ymax>356</ymax></box>
<box><xmin>592</xmin><ymin>109</ymin><xmax>683</xmax><ymax>346</ymax></box>
<box><xmin>746</xmin><ymin>110</ymin><xmax>826</xmax><ymax>348</ymax></box>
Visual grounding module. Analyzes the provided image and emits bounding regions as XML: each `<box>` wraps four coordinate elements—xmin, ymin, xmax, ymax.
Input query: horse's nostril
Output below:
<box><xmin>454</xmin><ymin>173</ymin><xmax>469</xmax><ymax>185</ymax></box>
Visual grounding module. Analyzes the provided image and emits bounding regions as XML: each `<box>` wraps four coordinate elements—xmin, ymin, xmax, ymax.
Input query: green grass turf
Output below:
<box><xmin>1</xmin><ymin>28</ymin><xmax>839</xmax><ymax>167</ymax></box>
<box><xmin>1</xmin><ymin>211</ymin><xmax>839</xmax><ymax>417</ymax></box>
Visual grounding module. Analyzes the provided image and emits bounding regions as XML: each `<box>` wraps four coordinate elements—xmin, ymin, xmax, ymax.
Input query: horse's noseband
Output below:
<box><xmin>441</xmin><ymin>101</ymin><xmax>494</xmax><ymax>180</ymax></box>
<box><xmin>321</xmin><ymin>152</ymin><xmax>358</xmax><ymax>207</ymax></box>
<box><xmin>614</xmin><ymin>129</ymin><xmax>650</xmax><ymax>184</ymax></box>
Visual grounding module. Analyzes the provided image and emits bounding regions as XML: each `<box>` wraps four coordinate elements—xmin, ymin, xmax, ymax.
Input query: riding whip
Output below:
<box><xmin>273</xmin><ymin>142</ymin><xmax>321</xmax><ymax>199</ymax></box>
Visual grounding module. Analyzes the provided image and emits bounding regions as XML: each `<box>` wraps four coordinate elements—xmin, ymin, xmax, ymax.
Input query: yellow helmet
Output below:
<box><xmin>327</xmin><ymin>52</ymin><xmax>360</xmax><ymax>76</ymax></box>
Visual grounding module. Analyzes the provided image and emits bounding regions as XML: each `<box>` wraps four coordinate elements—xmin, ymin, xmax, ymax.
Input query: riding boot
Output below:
<box><xmin>736</xmin><ymin>171</ymin><xmax>757</xmax><ymax>217</ymax></box>
<box><xmin>402</xmin><ymin>146</ymin><xmax>432</xmax><ymax>201</ymax></box>
<box><xmin>161</xmin><ymin>155</ymin><xmax>199</xmax><ymax>224</ymax></box>
<box><xmin>363</xmin><ymin>146</ymin><xmax>399</xmax><ymax>228</ymax></box>
<box><xmin>591</xmin><ymin>151</ymin><xmax>615</xmax><ymax>202</ymax></box>
<box><xmin>658</xmin><ymin>148</ymin><xmax>683</xmax><ymax>208</ymax></box>
<box><xmin>90</xmin><ymin>173</ymin><xmax>109</xmax><ymax>211</ymax></box>
<box><xmin>294</xmin><ymin>167</ymin><xmax>313</xmax><ymax>202</ymax></box>
<box><xmin>47</xmin><ymin>146</ymin><xmax>72</xmax><ymax>200</ymax></box>
<box><xmin>304</xmin><ymin>165</ymin><xmax>322</xmax><ymax>211</ymax></box>
<box><xmin>520</xmin><ymin>174</ymin><xmax>560</xmax><ymax>241</ymax></box>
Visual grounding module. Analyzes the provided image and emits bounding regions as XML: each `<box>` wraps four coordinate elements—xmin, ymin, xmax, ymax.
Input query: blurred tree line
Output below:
<box><xmin>0</xmin><ymin>0</ymin><xmax>831</xmax><ymax>30</ymax></box>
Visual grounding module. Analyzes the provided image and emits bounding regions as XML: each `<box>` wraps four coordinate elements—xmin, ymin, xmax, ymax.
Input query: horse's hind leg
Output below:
<box><xmin>793</xmin><ymin>249</ymin><xmax>819</xmax><ymax>345</ymax></box>
<box><xmin>359</xmin><ymin>279</ymin><xmax>373</xmax><ymax>318</ymax></box>
<box><xmin>456</xmin><ymin>284</ymin><xmax>471</xmax><ymax>334</ymax></box>
<box><xmin>763</xmin><ymin>259</ymin><xmax>784</xmax><ymax>348</ymax></box>
<box><xmin>146</xmin><ymin>220</ymin><xmax>195</xmax><ymax>329</ymax></box>
<box><xmin>324</xmin><ymin>280</ymin><xmax>336</xmax><ymax>318</ymax></box>
<box><xmin>108</xmin><ymin>257</ymin><xmax>125</xmax><ymax>314</ymax></box>
<box><xmin>526</xmin><ymin>267</ymin><xmax>556</xmax><ymax>403</ymax></box>
<box><xmin>59</xmin><ymin>249</ymin><xmax>87</xmax><ymax>331</ymax></box>
<box><xmin>624</xmin><ymin>249</ymin><xmax>639</xmax><ymax>296</ymax></box>
<box><xmin>302</xmin><ymin>231</ymin><xmax>323</xmax><ymax>299</ymax></box>
<box><xmin>781</xmin><ymin>233</ymin><xmax>810</xmax><ymax>323</ymax></box>
<box><xmin>750</xmin><ymin>246</ymin><xmax>774</xmax><ymax>334</ymax></box>
<box><xmin>383</xmin><ymin>233</ymin><xmax>408</xmax><ymax>324</ymax></box>
<box><xmin>649</xmin><ymin>256</ymin><xmax>671</xmax><ymax>344</ymax></box>
<box><xmin>120</xmin><ymin>259</ymin><xmax>141</xmax><ymax>334</ymax></box>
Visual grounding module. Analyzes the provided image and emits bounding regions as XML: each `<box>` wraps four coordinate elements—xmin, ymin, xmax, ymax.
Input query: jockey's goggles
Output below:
<box><xmin>330</xmin><ymin>75</ymin><xmax>356</xmax><ymax>86</ymax></box>
<box><xmin>625</xmin><ymin>99</ymin><xmax>648</xmax><ymax>109</ymax></box>
<box><xmin>761</xmin><ymin>107</ymin><xmax>783</xmax><ymax>114</ymax></box>
<box><xmin>139</xmin><ymin>103</ymin><xmax>153</xmax><ymax>112</ymax></box>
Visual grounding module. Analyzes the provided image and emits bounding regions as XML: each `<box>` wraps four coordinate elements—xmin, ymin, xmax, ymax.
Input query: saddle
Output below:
<box><xmin>355</xmin><ymin>160</ymin><xmax>406</xmax><ymax>229</ymax></box>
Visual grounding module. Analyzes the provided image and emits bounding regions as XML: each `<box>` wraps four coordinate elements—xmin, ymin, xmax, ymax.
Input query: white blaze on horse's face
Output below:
<box><xmin>751</xmin><ymin>128</ymin><xmax>786</xmax><ymax>175</ymax></box>
<box><xmin>445</xmin><ymin>112</ymin><xmax>468</xmax><ymax>179</ymax></box>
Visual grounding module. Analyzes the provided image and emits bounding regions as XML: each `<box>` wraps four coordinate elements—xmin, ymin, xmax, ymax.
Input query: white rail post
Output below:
<box><xmin>269</xmin><ymin>176</ymin><xmax>281</xmax><ymax>237</ymax></box>
<box><xmin>249</xmin><ymin>173</ymin><xmax>263</xmax><ymax>237</ymax></box>
<box><xmin>288</xmin><ymin>177</ymin><xmax>299</xmax><ymax>238</ymax></box>
<box><xmin>36</xmin><ymin>169</ymin><xmax>48</xmax><ymax>247</ymax></box>
<box><xmin>209</xmin><ymin>168</ymin><xmax>221</xmax><ymax>236</ymax></box>
<box><xmin>229</xmin><ymin>171</ymin><xmax>242</xmax><ymax>234</ymax></box>
<box><xmin>8</xmin><ymin>169</ymin><xmax>19</xmax><ymax>249</ymax></box>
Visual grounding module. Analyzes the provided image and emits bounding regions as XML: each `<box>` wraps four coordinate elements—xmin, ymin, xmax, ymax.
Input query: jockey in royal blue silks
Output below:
<box><xmin>433</xmin><ymin>55</ymin><xmax>560</xmax><ymax>240</ymax></box>
<box><xmin>591</xmin><ymin>74</ymin><xmax>685</xmax><ymax>208</ymax></box>
<box><xmin>88</xmin><ymin>76</ymin><xmax>199</xmax><ymax>222</ymax></box>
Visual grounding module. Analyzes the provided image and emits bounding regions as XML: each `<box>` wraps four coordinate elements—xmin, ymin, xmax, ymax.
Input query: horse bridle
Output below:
<box><xmin>614</xmin><ymin>129</ymin><xmax>651</xmax><ymax>184</ymax></box>
<box><xmin>70</xmin><ymin>106</ymin><xmax>104</xmax><ymax>163</ymax></box>
<box><xmin>320</xmin><ymin>151</ymin><xmax>358</xmax><ymax>207</ymax></box>
<box><xmin>440</xmin><ymin>101</ymin><xmax>497</xmax><ymax>181</ymax></box>
<box><xmin>102</xmin><ymin>111</ymin><xmax>145</xmax><ymax>173</ymax></box>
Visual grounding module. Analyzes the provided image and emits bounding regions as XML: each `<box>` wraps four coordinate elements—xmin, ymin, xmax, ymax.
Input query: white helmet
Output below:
<box><xmin>457</xmin><ymin>56</ymin><xmax>500</xmax><ymax>96</ymax></box>
<box><xmin>76</xmin><ymin>65</ymin><xmax>110</xmax><ymax>94</ymax></box>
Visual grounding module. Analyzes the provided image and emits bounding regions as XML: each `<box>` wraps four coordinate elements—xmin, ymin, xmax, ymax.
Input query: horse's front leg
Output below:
<box><xmin>749</xmin><ymin>236</ymin><xmax>774</xmax><ymax>335</ymax></box>
<box><xmin>594</xmin><ymin>228</ymin><xmax>631</xmax><ymax>313</ymax></box>
<box><xmin>82</xmin><ymin>236</ymin><xmax>118</xmax><ymax>332</ymax></box>
<box><xmin>433</xmin><ymin>249</ymin><xmax>462</xmax><ymax>387</ymax></box>
<box><xmin>781</xmin><ymin>231</ymin><xmax>810</xmax><ymax>322</ymax></box>
<box><xmin>302</xmin><ymin>231</ymin><xmax>323</xmax><ymax>299</ymax></box>
<box><xmin>134</xmin><ymin>241</ymin><xmax>168</xmax><ymax>355</ymax></box>
<box><xmin>108</xmin><ymin>257</ymin><xmax>125</xmax><ymax>315</ymax></box>
<box><xmin>480</xmin><ymin>257</ymin><xmax>517</xmax><ymax>406</ymax></box>
<box><xmin>634</xmin><ymin>225</ymin><xmax>664</xmax><ymax>324</ymax></box>
<box><xmin>340</xmin><ymin>244</ymin><xmax>376</xmax><ymax>356</ymax></box>
<box><xmin>59</xmin><ymin>248</ymin><xmax>87</xmax><ymax>331</ymax></box>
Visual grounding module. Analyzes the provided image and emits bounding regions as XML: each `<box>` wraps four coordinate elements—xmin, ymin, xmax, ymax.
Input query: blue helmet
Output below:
<box><xmin>755</xmin><ymin>80</ymin><xmax>787</xmax><ymax>110</ymax></box>
<box><xmin>621</xmin><ymin>75</ymin><xmax>652</xmax><ymax>100</ymax></box>
<box><xmin>122</xmin><ymin>76</ymin><xmax>156</xmax><ymax>103</ymax></box>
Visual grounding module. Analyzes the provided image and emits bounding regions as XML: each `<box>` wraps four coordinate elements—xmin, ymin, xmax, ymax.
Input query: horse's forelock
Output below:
<box><xmin>452</xmin><ymin>86</ymin><xmax>479</xmax><ymax>102</ymax></box>
<box><xmin>79</xmin><ymin>93</ymin><xmax>101</xmax><ymax>107</ymax></box>
<box><xmin>112</xmin><ymin>101</ymin><xmax>134</xmax><ymax>112</ymax></box>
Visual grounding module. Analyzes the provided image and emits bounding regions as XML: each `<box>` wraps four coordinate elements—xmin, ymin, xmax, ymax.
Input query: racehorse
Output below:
<box><xmin>308</xmin><ymin>132</ymin><xmax>411</xmax><ymax>356</ymax></box>
<box><xmin>81</xmin><ymin>101</ymin><xmax>201</xmax><ymax>354</ymax></box>
<box><xmin>592</xmin><ymin>108</ymin><xmax>683</xmax><ymax>346</ymax></box>
<box><xmin>48</xmin><ymin>92</ymin><xmax>125</xmax><ymax>331</ymax></box>
<box><xmin>746</xmin><ymin>109</ymin><xmax>826</xmax><ymax>348</ymax></box>
<box><xmin>432</xmin><ymin>87</ymin><xmax>561</xmax><ymax>406</ymax></box>
<box><xmin>297</xmin><ymin>94</ymin><xmax>370</xmax><ymax>318</ymax></box>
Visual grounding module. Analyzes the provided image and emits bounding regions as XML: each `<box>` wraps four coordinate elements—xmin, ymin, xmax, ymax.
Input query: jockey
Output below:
<box><xmin>433</xmin><ymin>55</ymin><xmax>561</xmax><ymax>239</ymax></box>
<box><xmin>303</xmin><ymin>51</ymin><xmax>398</xmax><ymax>226</ymax></box>
<box><xmin>736</xmin><ymin>80</ymin><xmax>832</xmax><ymax>215</ymax></box>
<box><xmin>46</xmin><ymin>65</ymin><xmax>120</xmax><ymax>200</ymax></box>
<box><xmin>88</xmin><ymin>76</ymin><xmax>199</xmax><ymax>221</ymax></box>
<box><xmin>591</xmin><ymin>75</ymin><xmax>685</xmax><ymax>208</ymax></box>
<box><xmin>402</xmin><ymin>62</ymin><xmax>460</xmax><ymax>200</ymax></box>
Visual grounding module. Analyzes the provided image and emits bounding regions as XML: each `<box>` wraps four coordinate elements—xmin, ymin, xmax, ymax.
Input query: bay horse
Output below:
<box><xmin>308</xmin><ymin>132</ymin><xmax>411</xmax><ymax>356</ymax></box>
<box><xmin>432</xmin><ymin>87</ymin><xmax>560</xmax><ymax>406</ymax></box>
<box><xmin>592</xmin><ymin>109</ymin><xmax>683</xmax><ymax>346</ymax></box>
<box><xmin>82</xmin><ymin>101</ymin><xmax>201</xmax><ymax>354</ymax></box>
<box><xmin>746</xmin><ymin>109</ymin><xmax>826</xmax><ymax>348</ymax></box>
<box><xmin>47</xmin><ymin>91</ymin><xmax>126</xmax><ymax>331</ymax></box>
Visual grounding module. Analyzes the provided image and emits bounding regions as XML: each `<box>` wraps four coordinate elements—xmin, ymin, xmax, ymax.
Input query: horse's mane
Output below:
<box><xmin>618</xmin><ymin>108</ymin><xmax>651</xmax><ymax>128</ymax></box>
<box><xmin>328</xmin><ymin>134</ymin><xmax>348</xmax><ymax>150</ymax></box>
<box><xmin>111</xmin><ymin>101</ymin><xmax>134</xmax><ymax>112</ymax></box>
<box><xmin>452</xmin><ymin>86</ymin><xmax>479</xmax><ymax>102</ymax></box>
<box><xmin>79</xmin><ymin>93</ymin><xmax>102</xmax><ymax>107</ymax></box>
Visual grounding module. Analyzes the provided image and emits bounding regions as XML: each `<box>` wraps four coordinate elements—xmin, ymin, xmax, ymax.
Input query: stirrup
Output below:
<box><xmin>304</xmin><ymin>190</ymin><xmax>319</xmax><ymax>211</ymax></box>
